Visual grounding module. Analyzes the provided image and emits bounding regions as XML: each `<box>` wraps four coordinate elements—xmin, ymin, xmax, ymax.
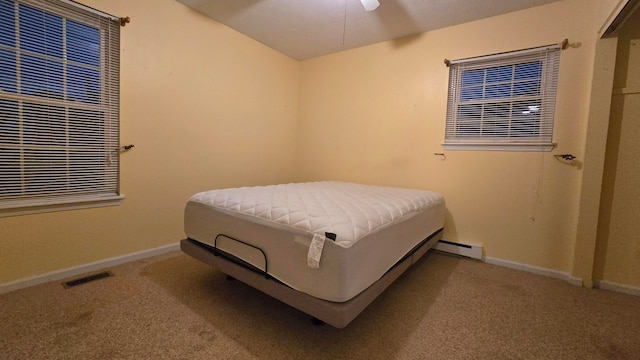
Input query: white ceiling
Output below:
<box><xmin>175</xmin><ymin>0</ymin><xmax>564</xmax><ymax>60</ymax></box>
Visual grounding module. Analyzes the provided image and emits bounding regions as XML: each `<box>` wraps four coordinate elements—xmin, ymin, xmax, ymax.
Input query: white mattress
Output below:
<box><xmin>184</xmin><ymin>181</ymin><xmax>445</xmax><ymax>302</ymax></box>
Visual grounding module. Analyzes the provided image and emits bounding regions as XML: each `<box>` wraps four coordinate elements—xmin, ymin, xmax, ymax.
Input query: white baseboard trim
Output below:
<box><xmin>0</xmin><ymin>242</ymin><xmax>180</xmax><ymax>295</ymax></box>
<box><xmin>483</xmin><ymin>256</ymin><xmax>584</xmax><ymax>287</ymax></box>
<box><xmin>594</xmin><ymin>280</ymin><xmax>640</xmax><ymax>297</ymax></box>
<box><xmin>7</xmin><ymin>243</ymin><xmax>638</xmax><ymax>298</ymax></box>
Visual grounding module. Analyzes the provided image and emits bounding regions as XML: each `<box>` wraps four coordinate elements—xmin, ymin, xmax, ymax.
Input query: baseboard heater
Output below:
<box><xmin>433</xmin><ymin>240</ymin><xmax>483</xmax><ymax>260</ymax></box>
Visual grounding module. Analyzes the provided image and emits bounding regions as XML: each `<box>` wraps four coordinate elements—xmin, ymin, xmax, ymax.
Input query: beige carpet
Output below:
<box><xmin>1</xmin><ymin>250</ymin><xmax>639</xmax><ymax>360</ymax></box>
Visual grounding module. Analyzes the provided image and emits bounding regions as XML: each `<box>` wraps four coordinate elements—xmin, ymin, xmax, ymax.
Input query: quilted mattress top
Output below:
<box><xmin>188</xmin><ymin>181</ymin><xmax>444</xmax><ymax>249</ymax></box>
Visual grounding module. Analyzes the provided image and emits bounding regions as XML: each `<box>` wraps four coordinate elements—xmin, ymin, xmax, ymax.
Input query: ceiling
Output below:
<box><xmin>175</xmin><ymin>0</ymin><xmax>565</xmax><ymax>60</ymax></box>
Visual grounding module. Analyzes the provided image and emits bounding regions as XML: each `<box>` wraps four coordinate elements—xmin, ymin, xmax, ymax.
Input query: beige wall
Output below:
<box><xmin>297</xmin><ymin>0</ymin><xmax>620</xmax><ymax>274</ymax></box>
<box><xmin>572</xmin><ymin>36</ymin><xmax>618</xmax><ymax>287</ymax></box>
<box><xmin>3</xmin><ymin>0</ymin><xmax>634</xmax><ymax>290</ymax></box>
<box><xmin>0</xmin><ymin>0</ymin><xmax>300</xmax><ymax>283</ymax></box>
<box><xmin>594</xmin><ymin>7</ymin><xmax>640</xmax><ymax>288</ymax></box>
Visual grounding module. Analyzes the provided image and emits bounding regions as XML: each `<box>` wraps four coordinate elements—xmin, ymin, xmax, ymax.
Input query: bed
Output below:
<box><xmin>181</xmin><ymin>181</ymin><xmax>445</xmax><ymax>328</ymax></box>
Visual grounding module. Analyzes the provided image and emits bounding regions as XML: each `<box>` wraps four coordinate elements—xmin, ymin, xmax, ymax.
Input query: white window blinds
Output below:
<box><xmin>0</xmin><ymin>0</ymin><xmax>121</xmax><ymax>215</ymax></box>
<box><xmin>443</xmin><ymin>44</ymin><xmax>561</xmax><ymax>151</ymax></box>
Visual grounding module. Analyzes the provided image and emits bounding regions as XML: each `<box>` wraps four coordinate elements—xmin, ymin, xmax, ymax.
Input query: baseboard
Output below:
<box><xmin>483</xmin><ymin>256</ymin><xmax>584</xmax><ymax>287</ymax></box>
<box><xmin>0</xmin><ymin>242</ymin><xmax>180</xmax><ymax>295</ymax></box>
<box><xmin>7</xmin><ymin>242</ymin><xmax>637</xmax><ymax>298</ymax></box>
<box><xmin>594</xmin><ymin>280</ymin><xmax>640</xmax><ymax>297</ymax></box>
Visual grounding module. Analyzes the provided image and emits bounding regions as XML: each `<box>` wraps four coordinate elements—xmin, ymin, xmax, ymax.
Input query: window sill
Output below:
<box><xmin>442</xmin><ymin>143</ymin><xmax>556</xmax><ymax>152</ymax></box>
<box><xmin>0</xmin><ymin>194</ymin><xmax>125</xmax><ymax>218</ymax></box>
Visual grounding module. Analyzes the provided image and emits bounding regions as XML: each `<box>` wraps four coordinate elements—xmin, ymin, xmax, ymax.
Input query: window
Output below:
<box><xmin>0</xmin><ymin>0</ymin><xmax>121</xmax><ymax>216</ymax></box>
<box><xmin>443</xmin><ymin>44</ymin><xmax>561</xmax><ymax>151</ymax></box>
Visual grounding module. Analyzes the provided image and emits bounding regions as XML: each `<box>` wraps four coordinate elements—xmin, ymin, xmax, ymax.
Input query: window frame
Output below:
<box><xmin>0</xmin><ymin>0</ymin><xmax>122</xmax><ymax>217</ymax></box>
<box><xmin>442</xmin><ymin>44</ymin><xmax>562</xmax><ymax>152</ymax></box>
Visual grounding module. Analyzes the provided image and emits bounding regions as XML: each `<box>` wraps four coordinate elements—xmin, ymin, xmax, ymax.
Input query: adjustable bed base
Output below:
<box><xmin>180</xmin><ymin>227</ymin><xmax>442</xmax><ymax>328</ymax></box>
<box><xmin>181</xmin><ymin>181</ymin><xmax>446</xmax><ymax>328</ymax></box>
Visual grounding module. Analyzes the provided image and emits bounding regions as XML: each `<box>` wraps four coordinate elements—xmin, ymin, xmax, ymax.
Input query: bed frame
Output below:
<box><xmin>180</xmin><ymin>227</ymin><xmax>443</xmax><ymax>328</ymax></box>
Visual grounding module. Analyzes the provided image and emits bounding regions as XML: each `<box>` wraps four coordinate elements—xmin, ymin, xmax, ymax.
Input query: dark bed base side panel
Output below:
<box><xmin>411</xmin><ymin>228</ymin><xmax>444</xmax><ymax>264</ymax></box>
<box><xmin>180</xmin><ymin>228</ymin><xmax>443</xmax><ymax>328</ymax></box>
<box><xmin>181</xmin><ymin>238</ymin><xmax>410</xmax><ymax>328</ymax></box>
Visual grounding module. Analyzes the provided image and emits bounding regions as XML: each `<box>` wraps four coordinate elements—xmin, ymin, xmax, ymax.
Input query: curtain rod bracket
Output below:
<box><xmin>444</xmin><ymin>59</ymin><xmax>451</xmax><ymax>67</ymax></box>
<box><xmin>562</xmin><ymin>38</ymin><xmax>569</xmax><ymax>50</ymax></box>
<box><xmin>120</xmin><ymin>17</ymin><xmax>130</xmax><ymax>27</ymax></box>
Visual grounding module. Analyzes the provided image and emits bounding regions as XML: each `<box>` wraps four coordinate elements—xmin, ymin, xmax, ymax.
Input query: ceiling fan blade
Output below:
<box><xmin>360</xmin><ymin>0</ymin><xmax>380</xmax><ymax>11</ymax></box>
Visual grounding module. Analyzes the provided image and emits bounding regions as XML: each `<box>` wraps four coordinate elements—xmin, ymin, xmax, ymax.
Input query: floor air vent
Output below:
<box><xmin>63</xmin><ymin>271</ymin><xmax>113</xmax><ymax>288</ymax></box>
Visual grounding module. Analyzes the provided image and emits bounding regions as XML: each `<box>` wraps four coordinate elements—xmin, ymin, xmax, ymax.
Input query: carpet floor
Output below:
<box><xmin>1</xmin><ymin>250</ymin><xmax>639</xmax><ymax>359</ymax></box>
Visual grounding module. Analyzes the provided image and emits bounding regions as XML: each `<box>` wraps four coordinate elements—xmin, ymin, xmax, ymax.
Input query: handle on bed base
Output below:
<box><xmin>214</xmin><ymin>234</ymin><xmax>269</xmax><ymax>278</ymax></box>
